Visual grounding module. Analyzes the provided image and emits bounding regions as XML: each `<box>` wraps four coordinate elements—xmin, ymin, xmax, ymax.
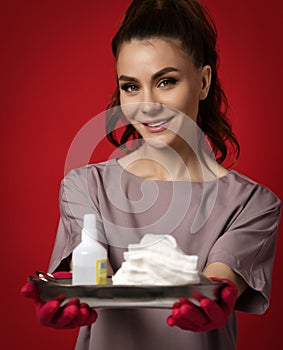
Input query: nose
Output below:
<box><xmin>141</xmin><ymin>101</ymin><xmax>163</xmax><ymax>116</ymax></box>
<box><xmin>141</xmin><ymin>90</ymin><xmax>161</xmax><ymax>115</ymax></box>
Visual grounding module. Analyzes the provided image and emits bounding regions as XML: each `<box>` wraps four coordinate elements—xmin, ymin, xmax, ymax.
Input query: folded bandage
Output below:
<box><xmin>112</xmin><ymin>234</ymin><xmax>199</xmax><ymax>285</ymax></box>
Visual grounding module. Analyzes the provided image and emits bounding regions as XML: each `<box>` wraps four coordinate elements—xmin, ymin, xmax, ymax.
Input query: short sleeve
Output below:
<box><xmin>48</xmin><ymin>166</ymin><xmax>106</xmax><ymax>273</ymax></box>
<box><xmin>206</xmin><ymin>184</ymin><xmax>281</xmax><ymax>314</ymax></box>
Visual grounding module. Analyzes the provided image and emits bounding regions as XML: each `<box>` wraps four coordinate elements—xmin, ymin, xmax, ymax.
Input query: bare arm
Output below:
<box><xmin>203</xmin><ymin>262</ymin><xmax>247</xmax><ymax>297</ymax></box>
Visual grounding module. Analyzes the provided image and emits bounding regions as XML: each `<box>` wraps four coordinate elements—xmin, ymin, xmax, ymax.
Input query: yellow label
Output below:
<box><xmin>96</xmin><ymin>259</ymin><xmax>107</xmax><ymax>285</ymax></box>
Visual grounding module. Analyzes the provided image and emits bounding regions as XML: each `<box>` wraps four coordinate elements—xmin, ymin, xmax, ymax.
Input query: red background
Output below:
<box><xmin>1</xmin><ymin>0</ymin><xmax>282</xmax><ymax>349</ymax></box>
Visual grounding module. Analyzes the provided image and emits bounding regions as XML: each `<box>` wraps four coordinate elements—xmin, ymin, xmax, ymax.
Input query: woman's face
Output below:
<box><xmin>116</xmin><ymin>38</ymin><xmax>211</xmax><ymax>149</ymax></box>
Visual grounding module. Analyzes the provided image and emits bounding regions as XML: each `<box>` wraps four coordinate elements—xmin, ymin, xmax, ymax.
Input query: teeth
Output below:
<box><xmin>147</xmin><ymin>118</ymin><xmax>171</xmax><ymax>127</ymax></box>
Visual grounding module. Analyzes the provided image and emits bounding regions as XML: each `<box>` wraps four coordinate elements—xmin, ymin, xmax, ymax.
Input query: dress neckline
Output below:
<box><xmin>113</xmin><ymin>157</ymin><xmax>235</xmax><ymax>184</ymax></box>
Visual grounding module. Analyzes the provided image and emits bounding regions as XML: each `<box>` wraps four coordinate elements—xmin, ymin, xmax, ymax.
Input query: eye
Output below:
<box><xmin>158</xmin><ymin>78</ymin><xmax>177</xmax><ymax>88</ymax></box>
<box><xmin>120</xmin><ymin>84</ymin><xmax>139</xmax><ymax>93</ymax></box>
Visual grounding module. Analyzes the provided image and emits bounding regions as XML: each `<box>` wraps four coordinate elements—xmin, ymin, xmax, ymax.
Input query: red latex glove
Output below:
<box><xmin>20</xmin><ymin>271</ymin><xmax>97</xmax><ymax>329</ymax></box>
<box><xmin>167</xmin><ymin>278</ymin><xmax>238</xmax><ymax>332</ymax></box>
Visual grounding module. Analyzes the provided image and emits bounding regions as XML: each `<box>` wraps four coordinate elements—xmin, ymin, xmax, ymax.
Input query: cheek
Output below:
<box><xmin>161</xmin><ymin>93</ymin><xmax>191</xmax><ymax>114</ymax></box>
<box><xmin>173</xmin><ymin>89</ymin><xmax>200</xmax><ymax>117</ymax></box>
<box><xmin>120</xmin><ymin>103</ymin><xmax>140</xmax><ymax>123</ymax></box>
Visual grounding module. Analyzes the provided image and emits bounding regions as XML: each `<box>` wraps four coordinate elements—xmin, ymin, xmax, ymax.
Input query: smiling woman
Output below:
<box><xmin>115</xmin><ymin>38</ymin><xmax>212</xmax><ymax>173</ymax></box>
<box><xmin>107</xmin><ymin>1</ymin><xmax>240</xmax><ymax>166</ymax></box>
<box><xmin>117</xmin><ymin>40</ymin><xmax>211</xmax><ymax>122</ymax></box>
<box><xmin>19</xmin><ymin>1</ymin><xmax>281</xmax><ymax>350</ymax></box>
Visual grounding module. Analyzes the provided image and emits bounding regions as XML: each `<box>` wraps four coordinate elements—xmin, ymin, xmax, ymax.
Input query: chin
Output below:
<box><xmin>143</xmin><ymin>135</ymin><xmax>178</xmax><ymax>150</ymax></box>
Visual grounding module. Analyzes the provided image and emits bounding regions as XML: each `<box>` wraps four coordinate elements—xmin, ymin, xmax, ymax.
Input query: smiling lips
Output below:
<box><xmin>142</xmin><ymin>116</ymin><xmax>174</xmax><ymax>132</ymax></box>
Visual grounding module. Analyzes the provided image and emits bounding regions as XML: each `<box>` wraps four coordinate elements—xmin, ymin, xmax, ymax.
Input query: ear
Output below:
<box><xmin>199</xmin><ymin>65</ymin><xmax>212</xmax><ymax>100</ymax></box>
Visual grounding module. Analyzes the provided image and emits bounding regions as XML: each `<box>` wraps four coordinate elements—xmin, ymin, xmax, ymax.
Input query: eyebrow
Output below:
<box><xmin>118</xmin><ymin>67</ymin><xmax>180</xmax><ymax>83</ymax></box>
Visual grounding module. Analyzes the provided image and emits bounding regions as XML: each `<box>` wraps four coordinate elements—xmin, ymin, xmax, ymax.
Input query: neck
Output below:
<box><xmin>119</xmin><ymin>141</ymin><xmax>223</xmax><ymax>182</ymax></box>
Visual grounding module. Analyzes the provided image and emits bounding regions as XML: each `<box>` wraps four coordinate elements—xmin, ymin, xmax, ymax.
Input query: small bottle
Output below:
<box><xmin>72</xmin><ymin>214</ymin><xmax>107</xmax><ymax>285</ymax></box>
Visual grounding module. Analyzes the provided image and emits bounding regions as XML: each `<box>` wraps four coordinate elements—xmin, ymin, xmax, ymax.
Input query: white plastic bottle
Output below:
<box><xmin>72</xmin><ymin>214</ymin><xmax>107</xmax><ymax>285</ymax></box>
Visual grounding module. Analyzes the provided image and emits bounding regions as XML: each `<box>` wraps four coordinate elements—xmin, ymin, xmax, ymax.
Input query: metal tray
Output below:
<box><xmin>29</xmin><ymin>272</ymin><xmax>225</xmax><ymax>309</ymax></box>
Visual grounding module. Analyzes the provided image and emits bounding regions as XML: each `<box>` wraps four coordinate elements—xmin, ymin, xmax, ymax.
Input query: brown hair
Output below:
<box><xmin>106</xmin><ymin>0</ymin><xmax>240</xmax><ymax>165</ymax></box>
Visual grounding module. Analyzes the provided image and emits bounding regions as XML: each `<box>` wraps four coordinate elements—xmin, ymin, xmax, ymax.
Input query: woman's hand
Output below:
<box><xmin>167</xmin><ymin>278</ymin><xmax>237</xmax><ymax>332</ymax></box>
<box><xmin>20</xmin><ymin>271</ymin><xmax>97</xmax><ymax>329</ymax></box>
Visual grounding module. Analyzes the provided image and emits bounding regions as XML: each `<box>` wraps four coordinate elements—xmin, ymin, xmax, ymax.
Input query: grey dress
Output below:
<box><xmin>48</xmin><ymin>158</ymin><xmax>281</xmax><ymax>350</ymax></box>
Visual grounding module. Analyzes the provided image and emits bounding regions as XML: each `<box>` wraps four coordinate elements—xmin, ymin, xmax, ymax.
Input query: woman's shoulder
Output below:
<box><xmin>59</xmin><ymin>159</ymin><xmax>122</xmax><ymax>194</ymax></box>
<box><xmin>226</xmin><ymin>169</ymin><xmax>281</xmax><ymax>209</ymax></box>
<box><xmin>63</xmin><ymin>158</ymin><xmax>119</xmax><ymax>179</ymax></box>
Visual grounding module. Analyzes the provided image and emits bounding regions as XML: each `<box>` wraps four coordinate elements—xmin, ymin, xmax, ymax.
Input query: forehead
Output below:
<box><xmin>116</xmin><ymin>38</ymin><xmax>193</xmax><ymax>75</ymax></box>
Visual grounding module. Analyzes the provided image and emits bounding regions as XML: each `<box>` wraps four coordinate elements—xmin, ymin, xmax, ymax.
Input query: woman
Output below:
<box><xmin>21</xmin><ymin>1</ymin><xmax>281</xmax><ymax>349</ymax></box>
